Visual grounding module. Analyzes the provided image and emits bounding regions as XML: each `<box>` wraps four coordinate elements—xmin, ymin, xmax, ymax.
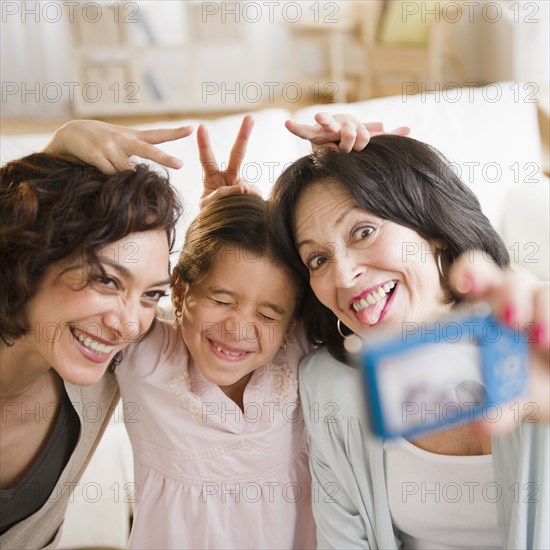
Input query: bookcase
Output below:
<box><xmin>69</xmin><ymin>1</ymin><xmax>254</xmax><ymax>117</ymax></box>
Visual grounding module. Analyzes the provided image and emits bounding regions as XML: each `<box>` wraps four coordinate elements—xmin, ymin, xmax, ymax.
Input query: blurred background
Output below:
<box><xmin>3</xmin><ymin>0</ymin><xmax>547</xmax><ymax>170</ymax></box>
<box><xmin>1</xmin><ymin>1</ymin><xmax>548</xmax><ymax>116</ymax></box>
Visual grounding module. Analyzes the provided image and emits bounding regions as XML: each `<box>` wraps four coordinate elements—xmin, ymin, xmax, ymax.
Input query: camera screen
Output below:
<box><xmin>376</xmin><ymin>342</ymin><xmax>486</xmax><ymax>433</ymax></box>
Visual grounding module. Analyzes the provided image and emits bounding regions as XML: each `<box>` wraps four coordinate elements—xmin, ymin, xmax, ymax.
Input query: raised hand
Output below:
<box><xmin>449</xmin><ymin>250</ymin><xmax>550</xmax><ymax>435</ymax></box>
<box><xmin>285</xmin><ymin>112</ymin><xmax>410</xmax><ymax>153</ymax></box>
<box><xmin>198</xmin><ymin>115</ymin><xmax>260</xmax><ymax>209</ymax></box>
<box><xmin>42</xmin><ymin>119</ymin><xmax>193</xmax><ymax>173</ymax></box>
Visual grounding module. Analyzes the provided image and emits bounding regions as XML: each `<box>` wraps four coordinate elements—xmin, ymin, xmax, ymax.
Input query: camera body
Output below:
<box><xmin>355</xmin><ymin>304</ymin><xmax>529</xmax><ymax>439</ymax></box>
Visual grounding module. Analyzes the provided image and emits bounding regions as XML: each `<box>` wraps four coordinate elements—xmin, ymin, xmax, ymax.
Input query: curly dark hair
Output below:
<box><xmin>173</xmin><ymin>193</ymin><xmax>304</xmax><ymax>318</ymax></box>
<box><xmin>268</xmin><ymin>135</ymin><xmax>509</xmax><ymax>362</ymax></box>
<box><xmin>0</xmin><ymin>152</ymin><xmax>183</xmax><ymax>345</ymax></box>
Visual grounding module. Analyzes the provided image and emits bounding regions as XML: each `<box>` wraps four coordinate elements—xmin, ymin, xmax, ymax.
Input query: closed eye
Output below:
<box><xmin>258</xmin><ymin>312</ymin><xmax>277</xmax><ymax>322</ymax></box>
<box><xmin>213</xmin><ymin>300</ymin><xmax>232</xmax><ymax>307</ymax></box>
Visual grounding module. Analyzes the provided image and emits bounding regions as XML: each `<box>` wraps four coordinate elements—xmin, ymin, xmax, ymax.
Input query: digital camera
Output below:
<box><xmin>353</xmin><ymin>303</ymin><xmax>529</xmax><ymax>439</ymax></box>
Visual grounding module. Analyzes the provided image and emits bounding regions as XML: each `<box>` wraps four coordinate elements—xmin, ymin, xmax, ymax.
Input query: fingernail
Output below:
<box><xmin>503</xmin><ymin>303</ymin><xmax>516</xmax><ymax>326</ymax></box>
<box><xmin>534</xmin><ymin>323</ymin><xmax>549</xmax><ymax>346</ymax></box>
<box><xmin>456</xmin><ymin>274</ymin><xmax>474</xmax><ymax>294</ymax></box>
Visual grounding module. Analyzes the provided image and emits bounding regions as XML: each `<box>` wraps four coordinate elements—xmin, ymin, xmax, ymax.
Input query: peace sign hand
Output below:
<box><xmin>198</xmin><ymin>115</ymin><xmax>260</xmax><ymax>210</ymax></box>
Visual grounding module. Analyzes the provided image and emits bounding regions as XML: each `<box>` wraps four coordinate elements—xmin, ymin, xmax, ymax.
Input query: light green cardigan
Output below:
<box><xmin>299</xmin><ymin>348</ymin><xmax>549</xmax><ymax>549</ymax></box>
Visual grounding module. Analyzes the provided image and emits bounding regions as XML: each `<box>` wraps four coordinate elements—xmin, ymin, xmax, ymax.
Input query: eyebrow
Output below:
<box><xmin>296</xmin><ymin>206</ymin><xmax>355</xmax><ymax>250</ymax></box>
<box><xmin>209</xmin><ymin>288</ymin><xmax>286</xmax><ymax>316</ymax></box>
<box><xmin>101</xmin><ymin>259</ymin><xmax>171</xmax><ymax>287</ymax></box>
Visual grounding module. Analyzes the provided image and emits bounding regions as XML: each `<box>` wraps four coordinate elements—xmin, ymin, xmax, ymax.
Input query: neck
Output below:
<box><xmin>219</xmin><ymin>373</ymin><xmax>253</xmax><ymax>412</ymax></box>
<box><xmin>0</xmin><ymin>340</ymin><xmax>53</xmax><ymax>399</ymax></box>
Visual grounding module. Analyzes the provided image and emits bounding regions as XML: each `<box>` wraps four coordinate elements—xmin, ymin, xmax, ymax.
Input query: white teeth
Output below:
<box><xmin>366</xmin><ymin>294</ymin><xmax>377</xmax><ymax>306</ymax></box>
<box><xmin>352</xmin><ymin>281</ymin><xmax>397</xmax><ymax>312</ymax></box>
<box><xmin>214</xmin><ymin>342</ymin><xmax>243</xmax><ymax>357</ymax></box>
<box><xmin>75</xmin><ymin>332</ymin><xmax>114</xmax><ymax>355</ymax></box>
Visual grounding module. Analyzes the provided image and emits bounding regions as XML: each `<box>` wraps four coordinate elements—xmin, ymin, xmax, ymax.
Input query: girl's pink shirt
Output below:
<box><xmin>117</xmin><ymin>320</ymin><xmax>316</xmax><ymax>549</ymax></box>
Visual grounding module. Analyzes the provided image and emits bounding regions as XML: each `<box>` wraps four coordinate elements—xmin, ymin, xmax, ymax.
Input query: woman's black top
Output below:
<box><xmin>0</xmin><ymin>386</ymin><xmax>81</xmax><ymax>534</ymax></box>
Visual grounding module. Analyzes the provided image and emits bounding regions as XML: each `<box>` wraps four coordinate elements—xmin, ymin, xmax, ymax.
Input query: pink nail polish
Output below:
<box><xmin>503</xmin><ymin>304</ymin><xmax>516</xmax><ymax>326</ymax></box>
<box><xmin>534</xmin><ymin>324</ymin><xmax>549</xmax><ymax>346</ymax></box>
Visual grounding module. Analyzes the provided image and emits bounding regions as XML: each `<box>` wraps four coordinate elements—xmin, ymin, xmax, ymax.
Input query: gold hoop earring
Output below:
<box><xmin>337</xmin><ymin>319</ymin><xmax>353</xmax><ymax>339</ymax></box>
<box><xmin>436</xmin><ymin>250</ymin><xmax>446</xmax><ymax>280</ymax></box>
<box><xmin>336</xmin><ymin>319</ymin><xmax>362</xmax><ymax>354</ymax></box>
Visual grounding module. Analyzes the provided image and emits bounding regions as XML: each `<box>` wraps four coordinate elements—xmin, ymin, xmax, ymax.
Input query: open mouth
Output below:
<box><xmin>350</xmin><ymin>281</ymin><xmax>397</xmax><ymax>326</ymax></box>
<box><xmin>208</xmin><ymin>338</ymin><xmax>253</xmax><ymax>362</ymax></box>
<box><xmin>70</xmin><ymin>327</ymin><xmax>117</xmax><ymax>362</ymax></box>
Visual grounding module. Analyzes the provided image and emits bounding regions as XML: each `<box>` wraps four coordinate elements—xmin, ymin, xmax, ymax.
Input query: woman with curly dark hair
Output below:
<box><xmin>0</xmin><ymin>149</ymin><xmax>183</xmax><ymax>548</ymax></box>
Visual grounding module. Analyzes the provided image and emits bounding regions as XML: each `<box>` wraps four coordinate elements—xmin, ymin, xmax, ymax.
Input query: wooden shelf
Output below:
<box><xmin>69</xmin><ymin>2</ymin><xmax>255</xmax><ymax>117</ymax></box>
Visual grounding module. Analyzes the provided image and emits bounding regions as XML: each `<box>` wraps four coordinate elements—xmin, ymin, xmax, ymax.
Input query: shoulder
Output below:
<box><xmin>299</xmin><ymin>347</ymin><xmax>365</xmax><ymax>419</ymax></box>
<box><xmin>65</xmin><ymin>370</ymin><xmax>118</xmax><ymax>410</ymax></box>
<box><xmin>65</xmin><ymin>371</ymin><xmax>119</xmax><ymax>442</ymax></box>
<box><xmin>117</xmin><ymin>319</ymin><xmax>187</xmax><ymax>381</ymax></box>
<box><xmin>300</xmin><ymin>347</ymin><xmax>363</xmax><ymax>395</ymax></box>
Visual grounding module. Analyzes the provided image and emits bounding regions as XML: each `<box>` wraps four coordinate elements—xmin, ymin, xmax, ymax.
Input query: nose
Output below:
<box><xmin>103</xmin><ymin>299</ymin><xmax>144</xmax><ymax>343</ymax></box>
<box><xmin>331</xmin><ymin>251</ymin><xmax>365</xmax><ymax>288</ymax></box>
<box><xmin>221</xmin><ymin>309</ymin><xmax>260</xmax><ymax>345</ymax></box>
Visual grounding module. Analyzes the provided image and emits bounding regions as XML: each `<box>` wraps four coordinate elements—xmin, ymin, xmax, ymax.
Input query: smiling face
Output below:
<box><xmin>178</xmin><ymin>246</ymin><xmax>297</xmax><ymax>403</ymax></box>
<box><xmin>294</xmin><ymin>181</ymin><xmax>450</xmax><ymax>337</ymax></box>
<box><xmin>21</xmin><ymin>230</ymin><xmax>171</xmax><ymax>386</ymax></box>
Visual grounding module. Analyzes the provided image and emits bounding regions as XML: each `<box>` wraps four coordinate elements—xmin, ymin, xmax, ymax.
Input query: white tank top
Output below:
<box><xmin>384</xmin><ymin>438</ymin><xmax>503</xmax><ymax>549</ymax></box>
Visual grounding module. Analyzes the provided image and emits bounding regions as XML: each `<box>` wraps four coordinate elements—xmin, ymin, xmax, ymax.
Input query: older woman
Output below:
<box><xmin>268</xmin><ymin>127</ymin><xmax>549</xmax><ymax>548</ymax></box>
<box><xmin>0</xmin><ymin>150</ymin><xmax>183</xmax><ymax>548</ymax></box>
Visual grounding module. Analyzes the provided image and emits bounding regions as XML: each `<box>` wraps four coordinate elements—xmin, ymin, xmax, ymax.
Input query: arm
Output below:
<box><xmin>41</xmin><ymin>119</ymin><xmax>193</xmax><ymax>172</ymax></box>
<box><xmin>299</xmin><ymin>354</ymin><xmax>399</xmax><ymax>549</ymax></box>
<box><xmin>309</xmin><ymin>442</ymin><xmax>372</xmax><ymax>549</ymax></box>
<box><xmin>285</xmin><ymin>112</ymin><xmax>410</xmax><ymax>153</ymax></box>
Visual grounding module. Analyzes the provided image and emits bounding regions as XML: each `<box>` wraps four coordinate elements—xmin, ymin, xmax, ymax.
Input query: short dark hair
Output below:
<box><xmin>268</xmin><ymin>135</ymin><xmax>509</xmax><ymax>361</ymax></box>
<box><xmin>173</xmin><ymin>193</ymin><xmax>303</xmax><ymax>317</ymax></box>
<box><xmin>0</xmin><ymin>152</ymin><xmax>182</xmax><ymax>345</ymax></box>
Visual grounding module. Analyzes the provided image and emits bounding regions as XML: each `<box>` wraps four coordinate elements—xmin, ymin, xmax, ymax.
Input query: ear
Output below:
<box><xmin>284</xmin><ymin>320</ymin><xmax>297</xmax><ymax>342</ymax></box>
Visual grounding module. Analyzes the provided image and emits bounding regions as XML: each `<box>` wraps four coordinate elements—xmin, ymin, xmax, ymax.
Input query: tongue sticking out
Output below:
<box><xmin>356</xmin><ymin>294</ymin><xmax>389</xmax><ymax>326</ymax></box>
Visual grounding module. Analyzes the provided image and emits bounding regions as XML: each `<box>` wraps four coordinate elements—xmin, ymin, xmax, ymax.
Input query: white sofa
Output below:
<box><xmin>1</xmin><ymin>83</ymin><xmax>548</xmax><ymax>548</ymax></box>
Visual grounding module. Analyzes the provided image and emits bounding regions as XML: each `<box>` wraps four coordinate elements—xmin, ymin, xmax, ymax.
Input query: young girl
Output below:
<box><xmin>115</xmin><ymin>190</ymin><xmax>315</xmax><ymax>549</ymax></box>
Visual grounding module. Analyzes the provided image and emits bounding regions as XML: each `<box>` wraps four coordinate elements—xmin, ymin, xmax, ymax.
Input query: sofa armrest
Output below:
<box><xmin>500</xmin><ymin>177</ymin><xmax>550</xmax><ymax>280</ymax></box>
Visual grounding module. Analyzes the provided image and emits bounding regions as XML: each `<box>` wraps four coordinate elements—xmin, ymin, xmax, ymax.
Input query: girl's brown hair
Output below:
<box><xmin>173</xmin><ymin>194</ymin><xmax>303</xmax><ymax>317</ymax></box>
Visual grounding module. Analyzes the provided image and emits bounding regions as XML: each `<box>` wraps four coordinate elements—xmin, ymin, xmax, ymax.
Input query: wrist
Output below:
<box><xmin>41</xmin><ymin>122</ymin><xmax>74</xmax><ymax>155</ymax></box>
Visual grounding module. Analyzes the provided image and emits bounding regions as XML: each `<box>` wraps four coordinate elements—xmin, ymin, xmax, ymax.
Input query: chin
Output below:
<box><xmin>57</xmin><ymin>362</ymin><xmax>110</xmax><ymax>386</ymax></box>
<box><xmin>196</xmin><ymin>366</ymin><xmax>225</xmax><ymax>386</ymax></box>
